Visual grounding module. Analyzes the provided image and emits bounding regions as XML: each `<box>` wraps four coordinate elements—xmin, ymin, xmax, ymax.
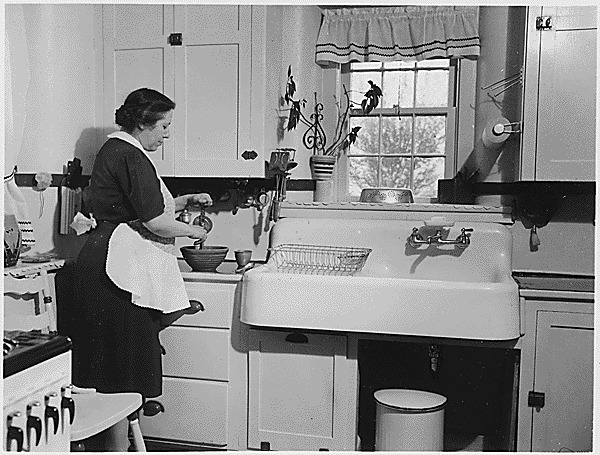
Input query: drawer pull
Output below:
<box><xmin>187</xmin><ymin>300</ymin><xmax>205</xmax><ymax>314</ymax></box>
<box><xmin>285</xmin><ymin>332</ymin><xmax>308</xmax><ymax>343</ymax></box>
<box><xmin>143</xmin><ymin>400</ymin><xmax>165</xmax><ymax>417</ymax></box>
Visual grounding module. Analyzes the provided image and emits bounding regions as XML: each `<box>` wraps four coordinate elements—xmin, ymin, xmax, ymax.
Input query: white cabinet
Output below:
<box><xmin>517</xmin><ymin>293</ymin><xmax>594</xmax><ymax>452</ymax></box>
<box><xmin>102</xmin><ymin>4</ymin><xmax>266</xmax><ymax>177</ymax></box>
<box><xmin>520</xmin><ymin>6</ymin><xmax>596</xmax><ymax>181</ymax></box>
<box><xmin>139</xmin><ymin>278</ymin><xmax>247</xmax><ymax>450</ymax></box>
<box><xmin>247</xmin><ymin>329</ymin><xmax>359</xmax><ymax>451</ymax></box>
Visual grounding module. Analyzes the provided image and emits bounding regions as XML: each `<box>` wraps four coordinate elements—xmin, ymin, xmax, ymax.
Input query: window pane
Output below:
<box><xmin>413</xmin><ymin>157</ymin><xmax>445</xmax><ymax>197</ymax></box>
<box><xmin>350</xmin><ymin>72</ymin><xmax>382</xmax><ymax>106</ymax></box>
<box><xmin>381</xmin><ymin>117</ymin><xmax>413</xmax><ymax>155</ymax></box>
<box><xmin>381</xmin><ymin>157</ymin><xmax>411</xmax><ymax>188</ymax></box>
<box><xmin>382</xmin><ymin>71</ymin><xmax>414</xmax><ymax>108</ymax></box>
<box><xmin>349</xmin><ymin>156</ymin><xmax>379</xmax><ymax>196</ymax></box>
<box><xmin>415</xmin><ymin>70</ymin><xmax>448</xmax><ymax>107</ymax></box>
<box><xmin>349</xmin><ymin>117</ymin><xmax>379</xmax><ymax>155</ymax></box>
<box><xmin>414</xmin><ymin>116</ymin><xmax>446</xmax><ymax>155</ymax></box>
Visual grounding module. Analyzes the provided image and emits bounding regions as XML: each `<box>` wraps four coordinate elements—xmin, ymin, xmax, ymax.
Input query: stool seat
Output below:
<box><xmin>71</xmin><ymin>392</ymin><xmax>142</xmax><ymax>441</ymax></box>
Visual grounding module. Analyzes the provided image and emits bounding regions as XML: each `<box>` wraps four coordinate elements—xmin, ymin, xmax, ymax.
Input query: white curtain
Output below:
<box><xmin>5</xmin><ymin>4</ymin><xmax>35</xmax><ymax>250</ymax></box>
<box><xmin>316</xmin><ymin>6</ymin><xmax>480</xmax><ymax>65</ymax></box>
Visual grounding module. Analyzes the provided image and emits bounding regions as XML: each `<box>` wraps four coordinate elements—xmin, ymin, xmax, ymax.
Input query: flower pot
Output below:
<box><xmin>310</xmin><ymin>155</ymin><xmax>336</xmax><ymax>181</ymax></box>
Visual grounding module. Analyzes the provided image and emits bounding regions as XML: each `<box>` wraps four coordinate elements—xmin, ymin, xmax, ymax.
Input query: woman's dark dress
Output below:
<box><xmin>71</xmin><ymin>138</ymin><xmax>167</xmax><ymax>399</ymax></box>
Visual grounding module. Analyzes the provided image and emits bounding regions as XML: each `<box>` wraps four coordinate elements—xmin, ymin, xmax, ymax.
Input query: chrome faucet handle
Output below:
<box><xmin>456</xmin><ymin>228</ymin><xmax>474</xmax><ymax>248</ymax></box>
<box><xmin>408</xmin><ymin>227</ymin><xmax>428</xmax><ymax>248</ymax></box>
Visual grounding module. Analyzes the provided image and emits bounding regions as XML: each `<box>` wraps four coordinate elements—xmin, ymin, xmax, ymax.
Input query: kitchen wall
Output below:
<box><xmin>6</xmin><ymin>5</ymin><xmax>595</xmax><ymax>275</ymax></box>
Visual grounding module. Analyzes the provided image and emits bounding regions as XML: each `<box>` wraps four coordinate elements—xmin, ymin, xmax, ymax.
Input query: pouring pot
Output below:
<box><xmin>192</xmin><ymin>203</ymin><xmax>213</xmax><ymax>233</ymax></box>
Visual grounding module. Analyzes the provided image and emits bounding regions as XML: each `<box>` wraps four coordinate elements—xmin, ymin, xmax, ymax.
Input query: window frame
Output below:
<box><xmin>333</xmin><ymin>58</ymin><xmax>476</xmax><ymax>202</ymax></box>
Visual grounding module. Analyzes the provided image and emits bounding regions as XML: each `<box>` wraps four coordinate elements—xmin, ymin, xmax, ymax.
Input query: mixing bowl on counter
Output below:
<box><xmin>180</xmin><ymin>245</ymin><xmax>229</xmax><ymax>272</ymax></box>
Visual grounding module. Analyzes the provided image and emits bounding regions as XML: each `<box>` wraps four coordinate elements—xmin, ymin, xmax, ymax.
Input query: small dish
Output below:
<box><xmin>359</xmin><ymin>188</ymin><xmax>414</xmax><ymax>203</ymax></box>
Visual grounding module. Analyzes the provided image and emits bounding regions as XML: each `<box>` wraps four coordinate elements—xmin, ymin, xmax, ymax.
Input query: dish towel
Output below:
<box><xmin>106</xmin><ymin>223</ymin><xmax>190</xmax><ymax>314</ymax></box>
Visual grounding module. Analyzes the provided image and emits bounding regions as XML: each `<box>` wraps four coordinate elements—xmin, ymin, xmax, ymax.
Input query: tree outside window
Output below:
<box><xmin>346</xmin><ymin>60</ymin><xmax>454</xmax><ymax>199</ymax></box>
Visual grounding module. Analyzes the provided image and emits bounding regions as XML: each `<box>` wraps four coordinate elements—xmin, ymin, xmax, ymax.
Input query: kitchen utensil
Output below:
<box><xmin>192</xmin><ymin>203</ymin><xmax>213</xmax><ymax>234</ymax></box>
<box><xmin>180</xmin><ymin>246</ymin><xmax>229</xmax><ymax>272</ymax></box>
<box><xmin>359</xmin><ymin>188</ymin><xmax>414</xmax><ymax>203</ymax></box>
<box><xmin>178</xmin><ymin>208</ymin><xmax>192</xmax><ymax>224</ymax></box>
<box><xmin>234</xmin><ymin>249</ymin><xmax>252</xmax><ymax>268</ymax></box>
<box><xmin>4</xmin><ymin>215</ymin><xmax>22</xmax><ymax>267</ymax></box>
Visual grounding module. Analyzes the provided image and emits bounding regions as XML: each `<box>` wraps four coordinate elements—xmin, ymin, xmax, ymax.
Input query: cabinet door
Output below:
<box><xmin>521</xmin><ymin>6</ymin><xmax>596</xmax><ymax>181</ymax></box>
<box><xmin>161</xmin><ymin>326</ymin><xmax>229</xmax><ymax>381</ymax></box>
<box><xmin>247</xmin><ymin>329</ymin><xmax>357</xmax><ymax>451</ymax></box>
<box><xmin>139</xmin><ymin>377</ymin><xmax>228</xmax><ymax>447</ymax></box>
<box><xmin>531</xmin><ymin>311</ymin><xmax>593</xmax><ymax>451</ymax></box>
<box><xmin>172</xmin><ymin>5</ymin><xmax>265</xmax><ymax>177</ymax></box>
<box><xmin>102</xmin><ymin>5</ymin><xmax>176</xmax><ymax>175</ymax></box>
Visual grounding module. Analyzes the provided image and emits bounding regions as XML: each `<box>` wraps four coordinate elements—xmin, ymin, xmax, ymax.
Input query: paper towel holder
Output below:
<box><xmin>482</xmin><ymin>117</ymin><xmax>521</xmax><ymax>148</ymax></box>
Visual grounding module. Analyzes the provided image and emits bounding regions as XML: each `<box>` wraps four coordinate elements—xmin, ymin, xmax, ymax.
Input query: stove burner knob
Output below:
<box><xmin>7</xmin><ymin>411</ymin><xmax>24</xmax><ymax>452</ymax></box>
<box><xmin>61</xmin><ymin>385</ymin><xmax>75</xmax><ymax>427</ymax></box>
<box><xmin>26</xmin><ymin>401</ymin><xmax>42</xmax><ymax>449</ymax></box>
<box><xmin>44</xmin><ymin>392</ymin><xmax>59</xmax><ymax>436</ymax></box>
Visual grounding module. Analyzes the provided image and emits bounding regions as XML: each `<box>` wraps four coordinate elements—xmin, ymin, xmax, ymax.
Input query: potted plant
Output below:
<box><xmin>283</xmin><ymin>66</ymin><xmax>381</xmax><ymax>181</ymax></box>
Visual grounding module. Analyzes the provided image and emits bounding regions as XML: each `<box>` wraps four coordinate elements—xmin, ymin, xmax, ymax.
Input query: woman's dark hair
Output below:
<box><xmin>115</xmin><ymin>88</ymin><xmax>176</xmax><ymax>132</ymax></box>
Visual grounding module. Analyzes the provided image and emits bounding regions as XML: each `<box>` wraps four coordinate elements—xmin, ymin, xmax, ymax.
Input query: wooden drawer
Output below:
<box><xmin>140</xmin><ymin>377</ymin><xmax>228</xmax><ymax>447</ymax></box>
<box><xmin>178</xmin><ymin>281</ymin><xmax>235</xmax><ymax>329</ymax></box>
<box><xmin>161</xmin><ymin>326</ymin><xmax>229</xmax><ymax>380</ymax></box>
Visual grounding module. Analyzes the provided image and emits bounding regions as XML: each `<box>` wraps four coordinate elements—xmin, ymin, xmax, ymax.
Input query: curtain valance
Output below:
<box><xmin>316</xmin><ymin>6</ymin><xmax>480</xmax><ymax>65</ymax></box>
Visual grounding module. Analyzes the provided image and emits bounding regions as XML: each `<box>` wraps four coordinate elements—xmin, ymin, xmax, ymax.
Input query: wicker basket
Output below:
<box><xmin>268</xmin><ymin>244</ymin><xmax>371</xmax><ymax>276</ymax></box>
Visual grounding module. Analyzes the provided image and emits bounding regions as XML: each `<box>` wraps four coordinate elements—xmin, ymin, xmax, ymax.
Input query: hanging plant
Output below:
<box><xmin>283</xmin><ymin>66</ymin><xmax>382</xmax><ymax>157</ymax></box>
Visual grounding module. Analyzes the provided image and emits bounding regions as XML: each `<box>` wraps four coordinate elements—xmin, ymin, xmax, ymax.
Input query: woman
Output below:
<box><xmin>70</xmin><ymin>88</ymin><xmax>210</xmax><ymax>450</ymax></box>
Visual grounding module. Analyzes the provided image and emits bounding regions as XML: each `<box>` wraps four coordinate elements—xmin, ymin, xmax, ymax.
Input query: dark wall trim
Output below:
<box><xmin>12</xmin><ymin>173</ymin><xmax>316</xmax><ymax>192</ymax></box>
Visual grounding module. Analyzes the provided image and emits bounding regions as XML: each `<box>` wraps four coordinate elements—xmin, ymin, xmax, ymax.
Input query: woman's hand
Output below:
<box><xmin>187</xmin><ymin>225</ymin><xmax>208</xmax><ymax>242</ymax></box>
<box><xmin>188</xmin><ymin>193</ymin><xmax>213</xmax><ymax>207</ymax></box>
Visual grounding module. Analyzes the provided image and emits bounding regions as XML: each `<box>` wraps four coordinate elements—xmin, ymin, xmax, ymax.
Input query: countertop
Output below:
<box><xmin>179</xmin><ymin>259</ymin><xmax>254</xmax><ymax>282</ymax></box>
<box><xmin>513</xmin><ymin>271</ymin><xmax>595</xmax><ymax>301</ymax></box>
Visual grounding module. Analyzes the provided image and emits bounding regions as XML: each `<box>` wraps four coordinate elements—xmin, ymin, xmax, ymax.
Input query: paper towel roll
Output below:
<box><xmin>482</xmin><ymin>117</ymin><xmax>511</xmax><ymax>149</ymax></box>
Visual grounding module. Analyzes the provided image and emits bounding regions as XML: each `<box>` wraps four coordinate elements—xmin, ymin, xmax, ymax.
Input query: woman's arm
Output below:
<box><xmin>173</xmin><ymin>193</ymin><xmax>213</xmax><ymax>212</ymax></box>
<box><xmin>143</xmin><ymin>212</ymin><xmax>207</xmax><ymax>240</ymax></box>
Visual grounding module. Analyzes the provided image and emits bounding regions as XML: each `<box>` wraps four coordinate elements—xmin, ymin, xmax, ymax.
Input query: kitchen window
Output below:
<box><xmin>341</xmin><ymin>59</ymin><xmax>465</xmax><ymax>200</ymax></box>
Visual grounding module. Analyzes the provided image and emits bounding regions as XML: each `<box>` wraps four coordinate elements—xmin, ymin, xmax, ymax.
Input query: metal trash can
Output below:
<box><xmin>374</xmin><ymin>389</ymin><xmax>447</xmax><ymax>451</ymax></box>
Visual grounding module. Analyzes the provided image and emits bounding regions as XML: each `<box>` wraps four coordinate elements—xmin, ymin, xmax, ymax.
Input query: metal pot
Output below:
<box><xmin>359</xmin><ymin>188</ymin><xmax>414</xmax><ymax>203</ymax></box>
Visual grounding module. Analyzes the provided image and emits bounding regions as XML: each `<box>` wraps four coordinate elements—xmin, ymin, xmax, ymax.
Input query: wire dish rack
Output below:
<box><xmin>268</xmin><ymin>244</ymin><xmax>372</xmax><ymax>276</ymax></box>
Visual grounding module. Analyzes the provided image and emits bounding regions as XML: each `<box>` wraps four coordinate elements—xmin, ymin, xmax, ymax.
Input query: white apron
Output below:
<box><xmin>104</xmin><ymin>132</ymin><xmax>189</xmax><ymax>314</ymax></box>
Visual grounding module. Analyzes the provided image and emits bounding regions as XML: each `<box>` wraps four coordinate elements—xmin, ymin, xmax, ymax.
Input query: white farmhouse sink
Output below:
<box><xmin>241</xmin><ymin>217</ymin><xmax>520</xmax><ymax>341</ymax></box>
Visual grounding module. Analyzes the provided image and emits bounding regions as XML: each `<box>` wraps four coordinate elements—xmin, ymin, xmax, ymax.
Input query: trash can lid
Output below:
<box><xmin>374</xmin><ymin>389</ymin><xmax>447</xmax><ymax>413</ymax></box>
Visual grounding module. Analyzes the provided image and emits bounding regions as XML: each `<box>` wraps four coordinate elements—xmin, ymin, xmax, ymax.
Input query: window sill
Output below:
<box><xmin>279</xmin><ymin>201</ymin><xmax>513</xmax><ymax>224</ymax></box>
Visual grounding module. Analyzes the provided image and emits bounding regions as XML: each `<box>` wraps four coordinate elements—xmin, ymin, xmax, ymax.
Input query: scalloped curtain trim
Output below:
<box><xmin>316</xmin><ymin>6</ymin><xmax>480</xmax><ymax>65</ymax></box>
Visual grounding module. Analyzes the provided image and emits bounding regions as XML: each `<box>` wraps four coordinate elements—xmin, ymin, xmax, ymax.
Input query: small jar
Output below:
<box><xmin>178</xmin><ymin>208</ymin><xmax>192</xmax><ymax>224</ymax></box>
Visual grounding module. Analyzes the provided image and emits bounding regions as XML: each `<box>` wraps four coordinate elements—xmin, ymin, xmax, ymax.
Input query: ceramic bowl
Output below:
<box><xmin>181</xmin><ymin>245</ymin><xmax>229</xmax><ymax>272</ymax></box>
<box><xmin>359</xmin><ymin>188</ymin><xmax>414</xmax><ymax>203</ymax></box>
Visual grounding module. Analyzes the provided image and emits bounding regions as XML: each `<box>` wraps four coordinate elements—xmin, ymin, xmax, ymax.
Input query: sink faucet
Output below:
<box><xmin>408</xmin><ymin>227</ymin><xmax>473</xmax><ymax>249</ymax></box>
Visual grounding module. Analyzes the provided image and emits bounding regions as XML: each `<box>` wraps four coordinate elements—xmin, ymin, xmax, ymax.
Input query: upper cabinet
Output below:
<box><xmin>102</xmin><ymin>5</ymin><xmax>266</xmax><ymax>177</ymax></box>
<box><xmin>520</xmin><ymin>6</ymin><xmax>596</xmax><ymax>181</ymax></box>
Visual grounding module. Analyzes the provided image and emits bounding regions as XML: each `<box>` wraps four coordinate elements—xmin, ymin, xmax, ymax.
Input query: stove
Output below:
<box><xmin>3</xmin><ymin>330</ymin><xmax>71</xmax><ymax>377</ymax></box>
<box><xmin>3</xmin><ymin>330</ymin><xmax>72</xmax><ymax>452</ymax></box>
